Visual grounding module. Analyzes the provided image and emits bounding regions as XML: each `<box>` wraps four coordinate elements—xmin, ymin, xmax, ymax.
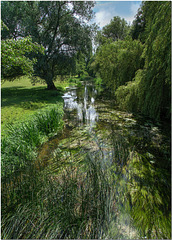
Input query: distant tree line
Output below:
<box><xmin>91</xmin><ymin>1</ymin><xmax>171</xmax><ymax>121</ymax></box>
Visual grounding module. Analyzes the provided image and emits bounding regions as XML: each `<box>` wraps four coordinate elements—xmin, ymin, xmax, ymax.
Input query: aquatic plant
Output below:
<box><xmin>125</xmin><ymin>152</ymin><xmax>171</xmax><ymax>239</ymax></box>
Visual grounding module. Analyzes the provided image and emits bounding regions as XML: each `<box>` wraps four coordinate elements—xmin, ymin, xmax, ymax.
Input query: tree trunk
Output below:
<box><xmin>47</xmin><ymin>80</ymin><xmax>57</xmax><ymax>90</ymax></box>
<box><xmin>45</xmin><ymin>72</ymin><xmax>57</xmax><ymax>90</ymax></box>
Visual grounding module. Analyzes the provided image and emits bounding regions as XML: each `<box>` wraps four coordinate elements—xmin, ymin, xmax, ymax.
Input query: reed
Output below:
<box><xmin>2</xmin><ymin>151</ymin><xmax>117</xmax><ymax>239</ymax></box>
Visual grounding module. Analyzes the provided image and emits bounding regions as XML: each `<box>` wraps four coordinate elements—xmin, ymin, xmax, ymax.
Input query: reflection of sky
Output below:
<box><xmin>63</xmin><ymin>86</ymin><xmax>98</xmax><ymax>127</ymax></box>
<box><xmin>62</xmin><ymin>85</ymin><xmax>98</xmax><ymax>127</ymax></box>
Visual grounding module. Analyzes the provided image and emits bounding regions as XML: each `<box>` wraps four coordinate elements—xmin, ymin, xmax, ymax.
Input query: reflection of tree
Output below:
<box><xmin>63</xmin><ymin>83</ymin><xmax>171</xmax><ymax>239</ymax></box>
<box><xmin>110</xmin><ymin>124</ymin><xmax>129</xmax><ymax>168</ymax></box>
<box><xmin>97</xmin><ymin>122</ymin><xmax>171</xmax><ymax>239</ymax></box>
<box><xmin>126</xmin><ymin>152</ymin><xmax>171</xmax><ymax>239</ymax></box>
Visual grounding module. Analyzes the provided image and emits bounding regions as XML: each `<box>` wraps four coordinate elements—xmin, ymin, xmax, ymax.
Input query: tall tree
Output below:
<box><xmin>130</xmin><ymin>3</ymin><xmax>146</xmax><ymax>43</ymax></box>
<box><xmin>102</xmin><ymin>16</ymin><xmax>130</xmax><ymax>41</ymax></box>
<box><xmin>138</xmin><ymin>1</ymin><xmax>171</xmax><ymax>120</ymax></box>
<box><xmin>94</xmin><ymin>16</ymin><xmax>130</xmax><ymax>51</ymax></box>
<box><xmin>2</xmin><ymin>1</ymin><xmax>95</xmax><ymax>89</ymax></box>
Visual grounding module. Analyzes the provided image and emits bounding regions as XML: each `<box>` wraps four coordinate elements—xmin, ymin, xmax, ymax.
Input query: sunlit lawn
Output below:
<box><xmin>1</xmin><ymin>76</ymin><xmax>70</xmax><ymax>136</ymax></box>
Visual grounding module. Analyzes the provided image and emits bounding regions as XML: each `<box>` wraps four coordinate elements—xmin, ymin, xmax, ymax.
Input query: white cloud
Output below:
<box><xmin>118</xmin><ymin>2</ymin><xmax>141</xmax><ymax>25</ymax></box>
<box><xmin>95</xmin><ymin>10</ymin><xmax>113</xmax><ymax>28</ymax></box>
<box><xmin>93</xmin><ymin>2</ymin><xmax>141</xmax><ymax>28</ymax></box>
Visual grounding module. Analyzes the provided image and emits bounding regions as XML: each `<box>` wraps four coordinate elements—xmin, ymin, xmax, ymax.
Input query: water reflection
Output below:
<box><xmin>62</xmin><ymin>83</ymin><xmax>98</xmax><ymax>127</ymax></box>
<box><xmin>54</xmin><ymin>82</ymin><xmax>171</xmax><ymax>238</ymax></box>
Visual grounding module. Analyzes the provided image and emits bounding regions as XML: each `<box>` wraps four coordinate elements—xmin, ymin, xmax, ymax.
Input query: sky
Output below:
<box><xmin>92</xmin><ymin>1</ymin><xmax>142</xmax><ymax>28</ymax></box>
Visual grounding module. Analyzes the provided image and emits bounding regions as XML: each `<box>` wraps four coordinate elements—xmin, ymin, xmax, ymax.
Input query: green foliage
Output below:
<box><xmin>127</xmin><ymin>152</ymin><xmax>171</xmax><ymax>239</ymax></box>
<box><xmin>1</xmin><ymin>1</ymin><xmax>95</xmax><ymax>89</ymax></box>
<box><xmin>94</xmin><ymin>76</ymin><xmax>102</xmax><ymax>86</ymax></box>
<box><xmin>115</xmin><ymin>72</ymin><xmax>140</xmax><ymax>112</ymax></box>
<box><xmin>75</xmin><ymin>51</ymin><xmax>87</xmax><ymax>77</ymax></box>
<box><xmin>116</xmin><ymin>1</ymin><xmax>171</xmax><ymax>120</ymax></box>
<box><xmin>1</xmin><ymin>20</ymin><xmax>9</xmax><ymax>31</ymax></box>
<box><xmin>93</xmin><ymin>38</ymin><xmax>143</xmax><ymax>94</ymax></box>
<box><xmin>94</xmin><ymin>16</ymin><xmax>130</xmax><ymax>52</ymax></box>
<box><xmin>2</xmin><ymin>149</ymin><xmax>115</xmax><ymax>239</ymax></box>
<box><xmin>34</xmin><ymin>108</ymin><xmax>63</xmax><ymax>136</ymax></box>
<box><xmin>1</xmin><ymin>37</ymin><xmax>44</xmax><ymax>80</ymax></box>
<box><xmin>130</xmin><ymin>3</ymin><xmax>146</xmax><ymax>42</ymax></box>
<box><xmin>139</xmin><ymin>2</ymin><xmax>171</xmax><ymax>120</ymax></box>
<box><xmin>102</xmin><ymin>16</ymin><xmax>130</xmax><ymax>41</ymax></box>
<box><xmin>1</xmin><ymin>106</ymin><xmax>63</xmax><ymax>176</ymax></box>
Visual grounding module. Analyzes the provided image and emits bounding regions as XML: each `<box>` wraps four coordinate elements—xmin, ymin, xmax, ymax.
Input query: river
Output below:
<box><xmin>38</xmin><ymin>81</ymin><xmax>171</xmax><ymax>239</ymax></box>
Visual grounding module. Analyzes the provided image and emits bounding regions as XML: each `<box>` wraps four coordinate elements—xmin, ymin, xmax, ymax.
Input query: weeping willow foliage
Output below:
<box><xmin>115</xmin><ymin>69</ymin><xmax>143</xmax><ymax>113</ymax></box>
<box><xmin>93</xmin><ymin>37</ymin><xmax>143</xmax><ymax>94</ymax></box>
<box><xmin>116</xmin><ymin>2</ymin><xmax>171</xmax><ymax>121</ymax></box>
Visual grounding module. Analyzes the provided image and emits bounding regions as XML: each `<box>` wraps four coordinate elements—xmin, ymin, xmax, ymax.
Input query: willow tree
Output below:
<box><xmin>139</xmin><ymin>1</ymin><xmax>171</xmax><ymax>120</ymax></box>
<box><xmin>116</xmin><ymin>1</ymin><xmax>171</xmax><ymax>121</ymax></box>
<box><xmin>2</xmin><ymin>1</ymin><xmax>95</xmax><ymax>90</ymax></box>
<box><xmin>93</xmin><ymin>37</ymin><xmax>143</xmax><ymax>94</ymax></box>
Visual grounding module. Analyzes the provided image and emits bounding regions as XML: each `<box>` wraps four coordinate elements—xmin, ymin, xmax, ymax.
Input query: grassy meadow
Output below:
<box><xmin>1</xmin><ymin>76</ymin><xmax>72</xmax><ymax>136</ymax></box>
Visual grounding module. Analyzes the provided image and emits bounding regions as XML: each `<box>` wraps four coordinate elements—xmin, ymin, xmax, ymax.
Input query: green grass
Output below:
<box><xmin>1</xmin><ymin>106</ymin><xmax>64</xmax><ymax>176</ymax></box>
<box><xmin>1</xmin><ymin>106</ymin><xmax>64</xmax><ymax>220</ymax></box>
<box><xmin>1</xmin><ymin>76</ymin><xmax>71</xmax><ymax>136</ymax></box>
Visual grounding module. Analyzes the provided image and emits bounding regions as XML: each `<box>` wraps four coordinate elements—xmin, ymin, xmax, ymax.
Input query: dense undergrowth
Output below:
<box><xmin>1</xmin><ymin>106</ymin><xmax>63</xmax><ymax>234</ymax></box>
<box><xmin>1</xmin><ymin>123</ymin><xmax>135</xmax><ymax>239</ymax></box>
<box><xmin>1</xmin><ymin>109</ymin><xmax>122</xmax><ymax>239</ymax></box>
<box><xmin>2</xmin><ymin>126</ymin><xmax>171</xmax><ymax>239</ymax></box>
<box><xmin>2</xmin><ymin>152</ymin><xmax>115</xmax><ymax>239</ymax></box>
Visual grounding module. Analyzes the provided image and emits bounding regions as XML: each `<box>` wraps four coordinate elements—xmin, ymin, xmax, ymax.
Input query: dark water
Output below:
<box><xmin>39</xmin><ymin>81</ymin><xmax>171</xmax><ymax>239</ymax></box>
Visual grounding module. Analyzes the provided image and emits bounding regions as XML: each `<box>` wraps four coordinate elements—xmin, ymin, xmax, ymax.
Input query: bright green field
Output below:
<box><xmin>1</xmin><ymin>76</ymin><xmax>71</xmax><ymax>136</ymax></box>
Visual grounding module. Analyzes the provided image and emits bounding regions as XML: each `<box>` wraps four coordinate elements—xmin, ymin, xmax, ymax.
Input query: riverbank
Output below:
<box><xmin>1</xmin><ymin>76</ymin><xmax>74</xmax><ymax>238</ymax></box>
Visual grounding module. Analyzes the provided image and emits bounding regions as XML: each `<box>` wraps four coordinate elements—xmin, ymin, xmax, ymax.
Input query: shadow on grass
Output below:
<box><xmin>2</xmin><ymin>86</ymin><xmax>65</xmax><ymax>108</ymax></box>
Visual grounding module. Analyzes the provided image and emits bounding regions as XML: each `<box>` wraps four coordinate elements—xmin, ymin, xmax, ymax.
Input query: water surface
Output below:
<box><xmin>39</xmin><ymin>81</ymin><xmax>171</xmax><ymax>239</ymax></box>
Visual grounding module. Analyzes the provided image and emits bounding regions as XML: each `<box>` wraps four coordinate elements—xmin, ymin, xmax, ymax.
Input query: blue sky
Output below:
<box><xmin>92</xmin><ymin>1</ymin><xmax>142</xmax><ymax>28</ymax></box>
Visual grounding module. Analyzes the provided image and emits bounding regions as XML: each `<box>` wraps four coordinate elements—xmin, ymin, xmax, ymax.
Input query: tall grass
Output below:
<box><xmin>2</xmin><ymin>151</ymin><xmax>118</xmax><ymax>239</ymax></box>
<box><xmin>2</xmin><ymin>119</ymin><xmax>130</xmax><ymax>239</ymax></box>
<box><xmin>1</xmin><ymin>106</ymin><xmax>63</xmax><ymax>214</ymax></box>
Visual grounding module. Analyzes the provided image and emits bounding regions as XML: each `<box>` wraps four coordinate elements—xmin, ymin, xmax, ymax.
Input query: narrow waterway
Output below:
<box><xmin>39</xmin><ymin>81</ymin><xmax>171</xmax><ymax>239</ymax></box>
